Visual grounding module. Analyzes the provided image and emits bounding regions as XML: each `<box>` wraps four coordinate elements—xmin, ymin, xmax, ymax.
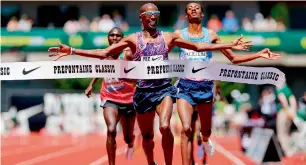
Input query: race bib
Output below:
<box><xmin>141</xmin><ymin>55</ymin><xmax>163</xmax><ymax>61</ymax></box>
<box><xmin>183</xmin><ymin>49</ymin><xmax>209</xmax><ymax>61</ymax></box>
<box><xmin>105</xmin><ymin>78</ymin><xmax>124</xmax><ymax>92</ymax></box>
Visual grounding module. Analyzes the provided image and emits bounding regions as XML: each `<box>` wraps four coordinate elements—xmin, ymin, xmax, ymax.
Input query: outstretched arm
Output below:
<box><xmin>49</xmin><ymin>34</ymin><xmax>135</xmax><ymax>60</ymax></box>
<box><xmin>210</xmin><ymin>30</ymin><xmax>280</xmax><ymax>64</ymax></box>
<box><xmin>74</xmin><ymin>40</ymin><xmax>130</xmax><ymax>59</ymax></box>
<box><xmin>169</xmin><ymin>32</ymin><xmax>251</xmax><ymax>52</ymax></box>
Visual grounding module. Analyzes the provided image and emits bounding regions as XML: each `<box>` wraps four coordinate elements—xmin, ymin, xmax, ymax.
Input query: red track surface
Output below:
<box><xmin>1</xmin><ymin>133</ymin><xmax>304</xmax><ymax>165</ymax></box>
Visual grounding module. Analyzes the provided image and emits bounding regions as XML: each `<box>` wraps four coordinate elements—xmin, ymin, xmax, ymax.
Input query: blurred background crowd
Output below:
<box><xmin>5</xmin><ymin>9</ymin><xmax>287</xmax><ymax>34</ymax></box>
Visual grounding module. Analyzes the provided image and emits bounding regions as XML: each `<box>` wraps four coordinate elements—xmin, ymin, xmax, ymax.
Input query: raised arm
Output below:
<box><xmin>169</xmin><ymin>31</ymin><xmax>251</xmax><ymax>52</ymax></box>
<box><xmin>210</xmin><ymin>30</ymin><xmax>280</xmax><ymax>64</ymax></box>
<box><xmin>48</xmin><ymin>34</ymin><xmax>135</xmax><ymax>60</ymax></box>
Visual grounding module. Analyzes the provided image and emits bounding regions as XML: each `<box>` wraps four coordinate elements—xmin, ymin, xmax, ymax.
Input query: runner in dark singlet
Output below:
<box><xmin>48</xmin><ymin>3</ymin><xmax>269</xmax><ymax>165</ymax></box>
<box><xmin>84</xmin><ymin>27</ymin><xmax>136</xmax><ymax>165</ymax></box>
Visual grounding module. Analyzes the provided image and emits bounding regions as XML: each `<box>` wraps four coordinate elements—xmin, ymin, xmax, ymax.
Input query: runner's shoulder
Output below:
<box><xmin>123</xmin><ymin>33</ymin><xmax>137</xmax><ymax>43</ymax></box>
<box><xmin>173</xmin><ymin>29</ymin><xmax>182</xmax><ymax>36</ymax></box>
<box><xmin>123</xmin><ymin>47</ymin><xmax>131</xmax><ymax>52</ymax></box>
<box><xmin>163</xmin><ymin>30</ymin><xmax>181</xmax><ymax>40</ymax></box>
<box><xmin>207</xmin><ymin>28</ymin><xmax>217</xmax><ymax>36</ymax></box>
<box><xmin>207</xmin><ymin>28</ymin><xmax>220</xmax><ymax>42</ymax></box>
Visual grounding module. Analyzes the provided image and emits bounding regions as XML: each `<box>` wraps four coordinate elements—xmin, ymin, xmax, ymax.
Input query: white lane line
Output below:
<box><xmin>88</xmin><ymin>146</ymin><xmax>126</xmax><ymax>165</ymax></box>
<box><xmin>213</xmin><ymin>140</ymin><xmax>246</xmax><ymax>165</ymax></box>
<box><xmin>14</xmin><ymin>143</ymin><xmax>96</xmax><ymax>165</ymax></box>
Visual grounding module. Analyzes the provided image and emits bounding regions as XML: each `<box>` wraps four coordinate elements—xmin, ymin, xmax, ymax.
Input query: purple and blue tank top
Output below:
<box><xmin>133</xmin><ymin>30</ymin><xmax>172</xmax><ymax>88</ymax></box>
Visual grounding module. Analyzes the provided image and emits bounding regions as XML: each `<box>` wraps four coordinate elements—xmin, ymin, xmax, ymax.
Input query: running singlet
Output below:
<box><xmin>179</xmin><ymin>27</ymin><xmax>213</xmax><ymax>81</ymax></box>
<box><xmin>133</xmin><ymin>30</ymin><xmax>171</xmax><ymax>88</ymax></box>
<box><xmin>100</xmin><ymin>51</ymin><xmax>135</xmax><ymax>104</ymax></box>
<box><xmin>275</xmin><ymin>84</ymin><xmax>293</xmax><ymax>112</ymax></box>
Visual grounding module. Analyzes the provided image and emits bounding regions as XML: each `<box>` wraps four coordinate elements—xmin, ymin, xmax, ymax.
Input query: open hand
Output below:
<box><xmin>85</xmin><ymin>85</ymin><xmax>93</xmax><ymax>98</ymax></box>
<box><xmin>257</xmin><ymin>48</ymin><xmax>281</xmax><ymax>60</ymax></box>
<box><xmin>48</xmin><ymin>42</ymin><xmax>71</xmax><ymax>61</ymax></box>
<box><xmin>231</xmin><ymin>35</ymin><xmax>253</xmax><ymax>51</ymax></box>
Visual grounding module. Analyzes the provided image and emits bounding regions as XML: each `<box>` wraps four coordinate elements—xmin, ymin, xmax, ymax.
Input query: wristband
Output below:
<box><xmin>70</xmin><ymin>47</ymin><xmax>76</xmax><ymax>55</ymax></box>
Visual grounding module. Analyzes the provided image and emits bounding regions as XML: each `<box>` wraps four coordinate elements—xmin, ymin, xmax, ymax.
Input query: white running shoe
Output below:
<box><xmin>125</xmin><ymin>145</ymin><xmax>135</xmax><ymax>160</ymax></box>
<box><xmin>204</xmin><ymin>138</ymin><xmax>215</xmax><ymax>156</ymax></box>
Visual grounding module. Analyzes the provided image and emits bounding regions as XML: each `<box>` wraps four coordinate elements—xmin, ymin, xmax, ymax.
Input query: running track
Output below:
<box><xmin>1</xmin><ymin>134</ymin><xmax>304</xmax><ymax>165</ymax></box>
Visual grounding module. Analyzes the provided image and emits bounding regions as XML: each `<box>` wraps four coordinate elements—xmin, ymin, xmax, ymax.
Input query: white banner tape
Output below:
<box><xmin>0</xmin><ymin>60</ymin><xmax>285</xmax><ymax>86</ymax></box>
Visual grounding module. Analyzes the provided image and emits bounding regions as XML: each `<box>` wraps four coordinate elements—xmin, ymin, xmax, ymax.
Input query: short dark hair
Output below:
<box><xmin>185</xmin><ymin>2</ymin><xmax>204</xmax><ymax>14</ymax></box>
<box><xmin>108</xmin><ymin>27</ymin><xmax>124</xmax><ymax>37</ymax></box>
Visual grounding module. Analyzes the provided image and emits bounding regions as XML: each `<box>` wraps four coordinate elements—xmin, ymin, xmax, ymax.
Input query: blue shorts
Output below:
<box><xmin>133</xmin><ymin>84</ymin><xmax>177</xmax><ymax>114</ymax></box>
<box><xmin>176</xmin><ymin>79</ymin><xmax>214</xmax><ymax>106</ymax></box>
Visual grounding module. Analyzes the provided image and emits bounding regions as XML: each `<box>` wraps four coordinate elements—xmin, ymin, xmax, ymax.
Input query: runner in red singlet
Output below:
<box><xmin>84</xmin><ymin>27</ymin><xmax>136</xmax><ymax>165</ymax></box>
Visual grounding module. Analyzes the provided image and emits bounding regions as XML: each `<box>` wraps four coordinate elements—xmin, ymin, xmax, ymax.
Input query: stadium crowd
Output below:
<box><xmin>6</xmin><ymin>10</ymin><xmax>286</xmax><ymax>34</ymax></box>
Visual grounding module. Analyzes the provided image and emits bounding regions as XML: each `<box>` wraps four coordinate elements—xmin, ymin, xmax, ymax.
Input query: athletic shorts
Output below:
<box><xmin>101</xmin><ymin>100</ymin><xmax>136</xmax><ymax>117</ymax></box>
<box><xmin>133</xmin><ymin>84</ymin><xmax>177</xmax><ymax>114</ymax></box>
<box><xmin>176</xmin><ymin>79</ymin><xmax>214</xmax><ymax>106</ymax></box>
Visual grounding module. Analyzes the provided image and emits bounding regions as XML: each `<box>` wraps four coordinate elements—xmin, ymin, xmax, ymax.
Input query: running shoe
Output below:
<box><xmin>204</xmin><ymin>138</ymin><xmax>215</xmax><ymax>156</ymax></box>
<box><xmin>125</xmin><ymin>145</ymin><xmax>135</xmax><ymax>160</ymax></box>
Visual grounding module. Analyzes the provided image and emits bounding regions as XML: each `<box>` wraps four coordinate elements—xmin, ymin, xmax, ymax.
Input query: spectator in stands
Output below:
<box><xmin>297</xmin><ymin>92</ymin><xmax>306</xmax><ymax>121</ymax></box>
<box><xmin>275</xmin><ymin>82</ymin><xmax>298</xmax><ymax>156</ymax></box>
<box><xmin>64</xmin><ymin>18</ymin><xmax>80</xmax><ymax>35</ymax></box>
<box><xmin>174</xmin><ymin>14</ymin><xmax>187</xmax><ymax>29</ymax></box>
<box><xmin>90</xmin><ymin>17</ymin><xmax>100</xmax><ymax>32</ymax></box>
<box><xmin>222</xmin><ymin>10</ymin><xmax>239</xmax><ymax>32</ymax></box>
<box><xmin>98</xmin><ymin>14</ymin><xmax>115</xmax><ymax>32</ymax></box>
<box><xmin>253</xmin><ymin>13</ymin><xmax>268</xmax><ymax>32</ymax></box>
<box><xmin>47</xmin><ymin>22</ymin><xmax>55</xmax><ymax>29</ymax></box>
<box><xmin>229</xmin><ymin>93</ymin><xmax>251</xmax><ymax>133</ymax></box>
<box><xmin>242</xmin><ymin>17</ymin><xmax>253</xmax><ymax>32</ymax></box>
<box><xmin>121</xmin><ymin>21</ymin><xmax>130</xmax><ymax>31</ymax></box>
<box><xmin>207</xmin><ymin>14</ymin><xmax>222</xmax><ymax>32</ymax></box>
<box><xmin>79</xmin><ymin>16</ymin><xmax>89</xmax><ymax>32</ymax></box>
<box><xmin>266</xmin><ymin>15</ymin><xmax>277</xmax><ymax>32</ymax></box>
<box><xmin>7</xmin><ymin>16</ymin><xmax>19</xmax><ymax>32</ymax></box>
<box><xmin>112</xmin><ymin>10</ymin><xmax>123</xmax><ymax>28</ymax></box>
<box><xmin>260</xmin><ymin>87</ymin><xmax>277</xmax><ymax>129</ymax></box>
<box><xmin>18</xmin><ymin>14</ymin><xmax>32</xmax><ymax>32</ymax></box>
<box><xmin>112</xmin><ymin>10</ymin><xmax>130</xmax><ymax>31</ymax></box>
<box><xmin>276</xmin><ymin>17</ymin><xmax>286</xmax><ymax>32</ymax></box>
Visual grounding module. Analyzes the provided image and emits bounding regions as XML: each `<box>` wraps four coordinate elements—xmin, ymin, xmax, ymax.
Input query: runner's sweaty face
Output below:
<box><xmin>186</xmin><ymin>3</ymin><xmax>204</xmax><ymax>21</ymax></box>
<box><xmin>108</xmin><ymin>28</ymin><xmax>123</xmax><ymax>46</ymax></box>
<box><xmin>139</xmin><ymin>3</ymin><xmax>160</xmax><ymax>30</ymax></box>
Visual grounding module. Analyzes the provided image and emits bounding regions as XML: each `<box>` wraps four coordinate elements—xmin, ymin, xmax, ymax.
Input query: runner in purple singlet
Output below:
<box><xmin>48</xmin><ymin>3</ymin><xmax>278</xmax><ymax>165</ymax></box>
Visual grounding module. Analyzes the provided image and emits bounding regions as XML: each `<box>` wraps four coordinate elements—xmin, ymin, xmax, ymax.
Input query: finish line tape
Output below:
<box><xmin>0</xmin><ymin>60</ymin><xmax>285</xmax><ymax>86</ymax></box>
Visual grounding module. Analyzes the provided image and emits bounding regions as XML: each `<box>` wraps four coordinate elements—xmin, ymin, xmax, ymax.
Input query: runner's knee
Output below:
<box><xmin>159</xmin><ymin>122</ymin><xmax>171</xmax><ymax>134</ymax></box>
<box><xmin>124</xmin><ymin>135</ymin><xmax>135</xmax><ymax>144</ymax></box>
<box><xmin>107</xmin><ymin>125</ymin><xmax>117</xmax><ymax>136</ymax></box>
<box><xmin>181</xmin><ymin>124</ymin><xmax>192</xmax><ymax>136</ymax></box>
<box><xmin>142</xmin><ymin>132</ymin><xmax>154</xmax><ymax>141</ymax></box>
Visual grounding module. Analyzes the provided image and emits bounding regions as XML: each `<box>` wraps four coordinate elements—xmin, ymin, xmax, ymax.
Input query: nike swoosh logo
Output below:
<box><xmin>192</xmin><ymin>67</ymin><xmax>208</xmax><ymax>73</ymax></box>
<box><xmin>124</xmin><ymin>66</ymin><xmax>136</xmax><ymax>73</ymax></box>
<box><xmin>22</xmin><ymin>66</ymin><xmax>41</xmax><ymax>75</ymax></box>
<box><xmin>152</xmin><ymin>57</ymin><xmax>162</xmax><ymax>61</ymax></box>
